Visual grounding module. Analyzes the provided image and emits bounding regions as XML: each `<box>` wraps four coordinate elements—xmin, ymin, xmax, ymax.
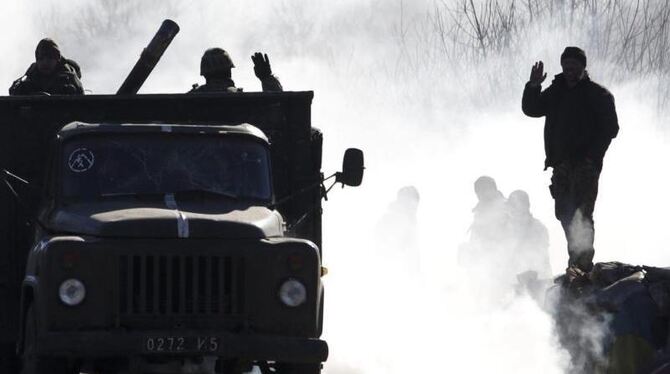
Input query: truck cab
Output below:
<box><xmin>0</xmin><ymin>92</ymin><xmax>362</xmax><ymax>374</ymax></box>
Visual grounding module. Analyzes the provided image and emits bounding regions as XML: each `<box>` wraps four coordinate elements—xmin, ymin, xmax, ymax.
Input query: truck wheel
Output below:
<box><xmin>21</xmin><ymin>305</ymin><xmax>75</xmax><ymax>374</ymax></box>
<box><xmin>275</xmin><ymin>362</ymin><xmax>321</xmax><ymax>374</ymax></box>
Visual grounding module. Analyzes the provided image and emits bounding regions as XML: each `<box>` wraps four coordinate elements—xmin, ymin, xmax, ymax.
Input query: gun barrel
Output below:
<box><xmin>116</xmin><ymin>19</ymin><xmax>180</xmax><ymax>95</ymax></box>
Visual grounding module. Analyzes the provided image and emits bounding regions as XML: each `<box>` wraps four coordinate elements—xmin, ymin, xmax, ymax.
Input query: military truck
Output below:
<box><xmin>0</xmin><ymin>22</ymin><xmax>363</xmax><ymax>374</ymax></box>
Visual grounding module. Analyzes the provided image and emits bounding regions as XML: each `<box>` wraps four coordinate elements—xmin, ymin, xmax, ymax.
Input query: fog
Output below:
<box><xmin>1</xmin><ymin>0</ymin><xmax>669</xmax><ymax>373</ymax></box>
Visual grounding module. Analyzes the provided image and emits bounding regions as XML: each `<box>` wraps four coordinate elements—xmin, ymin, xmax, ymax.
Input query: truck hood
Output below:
<box><xmin>44</xmin><ymin>200</ymin><xmax>283</xmax><ymax>239</ymax></box>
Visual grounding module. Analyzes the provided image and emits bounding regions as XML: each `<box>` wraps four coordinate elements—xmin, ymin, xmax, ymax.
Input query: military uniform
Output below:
<box><xmin>9</xmin><ymin>38</ymin><xmax>84</xmax><ymax>96</ymax></box>
<box><xmin>189</xmin><ymin>78</ymin><xmax>242</xmax><ymax>93</ymax></box>
<box><xmin>190</xmin><ymin>48</ymin><xmax>283</xmax><ymax>94</ymax></box>
<box><xmin>189</xmin><ymin>75</ymin><xmax>282</xmax><ymax>94</ymax></box>
<box><xmin>9</xmin><ymin>59</ymin><xmax>83</xmax><ymax>96</ymax></box>
<box><xmin>549</xmin><ymin>159</ymin><xmax>601</xmax><ymax>269</ymax></box>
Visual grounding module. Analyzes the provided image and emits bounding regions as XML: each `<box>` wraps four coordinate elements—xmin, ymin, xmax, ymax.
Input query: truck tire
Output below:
<box><xmin>21</xmin><ymin>305</ymin><xmax>76</xmax><ymax>374</ymax></box>
<box><xmin>275</xmin><ymin>362</ymin><xmax>321</xmax><ymax>374</ymax></box>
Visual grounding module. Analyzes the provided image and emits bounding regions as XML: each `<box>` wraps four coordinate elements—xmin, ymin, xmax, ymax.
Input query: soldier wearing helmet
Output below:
<box><xmin>190</xmin><ymin>48</ymin><xmax>282</xmax><ymax>93</ymax></box>
<box><xmin>9</xmin><ymin>38</ymin><xmax>84</xmax><ymax>96</ymax></box>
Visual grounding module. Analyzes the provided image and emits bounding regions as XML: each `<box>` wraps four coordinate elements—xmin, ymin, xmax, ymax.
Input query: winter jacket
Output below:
<box><xmin>9</xmin><ymin>58</ymin><xmax>84</xmax><ymax>96</ymax></box>
<box><xmin>522</xmin><ymin>73</ymin><xmax>619</xmax><ymax>169</ymax></box>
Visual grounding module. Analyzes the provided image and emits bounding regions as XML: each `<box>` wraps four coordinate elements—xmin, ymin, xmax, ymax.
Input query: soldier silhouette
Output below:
<box><xmin>190</xmin><ymin>48</ymin><xmax>282</xmax><ymax>93</ymax></box>
<box><xmin>9</xmin><ymin>38</ymin><xmax>84</xmax><ymax>96</ymax></box>
<box><xmin>522</xmin><ymin>46</ymin><xmax>618</xmax><ymax>272</ymax></box>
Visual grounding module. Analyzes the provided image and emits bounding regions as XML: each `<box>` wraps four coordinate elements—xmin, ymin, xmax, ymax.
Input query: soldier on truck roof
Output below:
<box><xmin>190</xmin><ymin>48</ymin><xmax>283</xmax><ymax>93</ymax></box>
<box><xmin>9</xmin><ymin>38</ymin><xmax>84</xmax><ymax>96</ymax></box>
<box><xmin>522</xmin><ymin>46</ymin><xmax>619</xmax><ymax>273</ymax></box>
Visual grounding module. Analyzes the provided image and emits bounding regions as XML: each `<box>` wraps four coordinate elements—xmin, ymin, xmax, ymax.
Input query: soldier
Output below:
<box><xmin>377</xmin><ymin>186</ymin><xmax>420</xmax><ymax>245</ymax></box>
<box><xmin>506</xmin><ymin>190</ymin><xmax>551</xmax><ymax>278</ymax></box>
<box><xmin>375</xmin><ymin>186</ymin><xmax>421</xmax><ymax>271</ymax></box>
<box><xmin>470</xmin><ymin>176</ymin><xmax>507</xmax><ymax>247</ymax></box>
<box><xmin>522</xmin><ymin>46</ymin><xmax>619</xmax><ymax>272</ymax></box>
<box><xmin>458</xmin><ymin>176</ymin><xmax>508</xmax><ymax>267</ymax></box>
<box><xmin>9</xmin><ymin>38</ymin><xmax>84</xmax><ymax>96</ymax></box>
<box><xmin>190</xmin><ymin>48</ymin><xmax>282</xmax><ymax>93</ymax></box>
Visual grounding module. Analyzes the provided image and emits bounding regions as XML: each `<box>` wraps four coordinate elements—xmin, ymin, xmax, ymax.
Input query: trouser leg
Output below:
<box><xmin>550</xmin><ymin>161</ymin><xmax>601</xmax><ymax>272</ymax></box>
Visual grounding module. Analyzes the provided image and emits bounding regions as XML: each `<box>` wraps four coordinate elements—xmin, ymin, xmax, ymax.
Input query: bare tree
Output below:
<box><xmin>391</xmin><ymin>0</ymin><xmax>670</xmax><ymax>112</ymax></box>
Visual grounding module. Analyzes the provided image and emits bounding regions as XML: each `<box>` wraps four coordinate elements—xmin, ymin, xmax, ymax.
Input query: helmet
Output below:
<box><xmin>200</xmin><ymin>48</ymin><xmax>234</xmax><ymax>76</ymax></box>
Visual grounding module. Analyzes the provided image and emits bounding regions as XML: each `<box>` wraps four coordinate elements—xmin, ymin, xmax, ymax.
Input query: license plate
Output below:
<box><xmin>143</xmin><ymin>336</ymin><xmax>220</xmax><ymax>353</ymax></box>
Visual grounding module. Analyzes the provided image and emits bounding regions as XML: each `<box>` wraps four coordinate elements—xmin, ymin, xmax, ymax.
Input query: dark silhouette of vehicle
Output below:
<box><xmin>0</xmin><ymin>20</ymin><xmax>364</xmax><ymax>374</ymax></box>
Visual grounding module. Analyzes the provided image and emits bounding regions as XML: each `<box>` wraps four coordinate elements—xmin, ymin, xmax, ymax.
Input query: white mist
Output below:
<box><xmin>1</xmin><ymin>1</ymin><xmax>669</xmax><ymax>373</ymax></box>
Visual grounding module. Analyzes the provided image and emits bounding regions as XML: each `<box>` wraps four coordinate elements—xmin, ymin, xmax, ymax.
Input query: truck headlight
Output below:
<box><xmin>59</xmin><ymin>279</ymin><xmax>86</xmax><ymax>306</ymax></box>
<box><xmin>278</xmin><ymin>279</ymin><xmax>307</xmax><ymax>307</ymax></box>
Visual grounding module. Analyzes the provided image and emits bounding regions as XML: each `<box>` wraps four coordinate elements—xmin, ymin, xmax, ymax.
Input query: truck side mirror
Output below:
<box><xmin>272</xmin><ymin>148</ymin><xmax>364</xmax><ymax>208</ymax></box>
<box><xmin>336</xmin><ymin>148</ymin><xmax>364</xmax><ymax>187</ymax></box>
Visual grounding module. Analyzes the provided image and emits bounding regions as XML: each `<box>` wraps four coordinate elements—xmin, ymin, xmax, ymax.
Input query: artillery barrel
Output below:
<box><xmin>116</xmin><ymin>19</ymin><xmax>180</xmax><ymax>95</ymax></box>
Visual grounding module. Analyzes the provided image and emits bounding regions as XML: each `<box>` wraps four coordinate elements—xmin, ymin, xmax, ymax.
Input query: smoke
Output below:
<box><xmin>2</xmin><ymin>0</ymin><xmax>670</xmax><ymax>373</ymax></box>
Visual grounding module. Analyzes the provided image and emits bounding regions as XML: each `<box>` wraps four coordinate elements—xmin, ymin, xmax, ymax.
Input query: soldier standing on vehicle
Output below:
<box><xmin>9</xmin><ymin>38</ymin><xmax>84</xmax><ymax>96</ymax></box>
<box><xmin>190</xmin><ymin>48</ymin><xmax>283</xmax><ymax>93</ymax></box>
<box><xmin>522</xmin><ymin>46</ymin><xmax>619</xmax><ymax>272</ymax></box>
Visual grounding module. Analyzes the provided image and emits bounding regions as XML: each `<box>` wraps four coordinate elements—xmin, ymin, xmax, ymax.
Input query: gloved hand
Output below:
<box><xmin>251</xmin><ymin>52</ymin><xmax>273</xmax><ymax>79</ymax></box>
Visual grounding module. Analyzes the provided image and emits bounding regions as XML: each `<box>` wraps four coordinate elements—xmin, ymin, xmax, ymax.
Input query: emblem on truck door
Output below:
<box><xmin>68</xmin><ymin>148</ymin><xmax>95</xmax><ymax>173</ymax></box>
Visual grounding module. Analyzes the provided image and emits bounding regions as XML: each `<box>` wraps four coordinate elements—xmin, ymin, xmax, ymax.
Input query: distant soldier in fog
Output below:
<box><xmin>506</xmin><ymin>190</ymin><xmax>551</xmax><ymax>278</ymax></box>
<box><xmin>190</xmin><ymin>48</ymin><xmax>283</xmax><ymax>93</ymax></box>
<box><xmin>469</xmin><ymin>176</ymin><xmax>507</xmax><ymax>247</ymax></box>
<box><xmin>459</xmin><ymin>176</ymin><xmax>507</xmax><ymax>266</ymax></box>
<box><xmin>9</xmin><ymin>38</ymin><xmax>84</xmax><ymax>96</ymax></box>
<box><xmin>376</xmin><ymin>186</ymin><xmax>420</xmax><ymax>271</ymax></box>
<box><xmin>522</xmin><ymin>46</ymin><xmax>619</xmax><ymax>272</ymax></box>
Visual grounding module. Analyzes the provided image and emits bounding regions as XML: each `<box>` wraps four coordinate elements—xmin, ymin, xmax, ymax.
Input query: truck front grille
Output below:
<box><xmin>118</xmin><ymin>255</ymin><xmax>245</xmax><ymax>316</ymax></box>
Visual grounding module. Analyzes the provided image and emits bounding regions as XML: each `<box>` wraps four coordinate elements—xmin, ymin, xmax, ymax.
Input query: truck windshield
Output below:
<box><xmin>61</xmin><ymin>134</ymin><xmax>272</xmax><ymax>202</ymax></box>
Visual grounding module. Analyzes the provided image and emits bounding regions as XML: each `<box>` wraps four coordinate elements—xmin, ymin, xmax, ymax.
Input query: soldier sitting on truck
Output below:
<box><xmin>190</xmin><ymin>48</ymin><xmax>283</xmax><ymax>93</ymax></box>
<box><xmin>9</xmin><ymin>38</ymin><xmax>84</xmax><ymax>96</ymax></box>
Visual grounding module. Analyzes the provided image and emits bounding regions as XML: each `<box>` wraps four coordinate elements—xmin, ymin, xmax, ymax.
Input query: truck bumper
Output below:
<box><xmin>37</xmin><ymin>330</ymin><xmax>328</xmax><ymax>363</ymax></box>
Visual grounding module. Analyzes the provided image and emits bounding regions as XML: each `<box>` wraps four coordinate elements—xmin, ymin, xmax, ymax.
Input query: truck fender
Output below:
<box><xmin>316</xmin><ymin>282</ymin><xmax>324</xmax><ymax>337</ymax></box>
<box><xmin>17</xmin><ymin>276</ymin><xmax>39</xmax><ymax>355</ymax></box>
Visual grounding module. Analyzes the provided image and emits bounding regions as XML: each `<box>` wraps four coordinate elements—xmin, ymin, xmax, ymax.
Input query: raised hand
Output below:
<box><xmin>529</xmin><ymin>61</ymin><xmax>547</xmax><ymax>87</ymax></box>
<box><xmin>251</xmin><ymin>52</ymin><xmax>272</xmax><ymax>79</ymax></box>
